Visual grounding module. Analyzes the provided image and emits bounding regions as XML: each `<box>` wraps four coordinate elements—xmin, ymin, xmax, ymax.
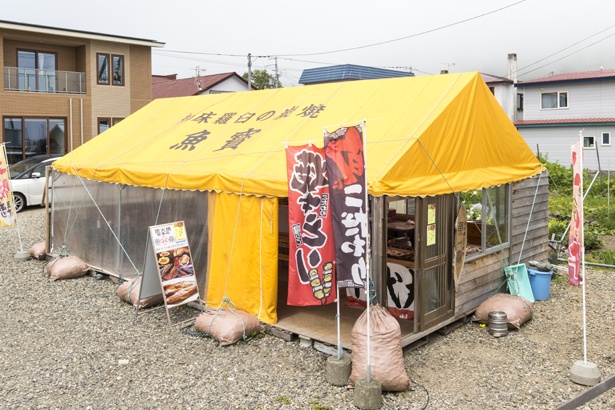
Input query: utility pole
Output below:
<box><xmin>193</xmin><ymin>66</ymin><xmax>204</xmax><ymax>91</ymax></box>
<box><xmin>247</xmin><ymin>53</ymin><xmax>252</xmax><ymax>91</ymax></box>
<box><xmin>274</xmin><ymin>57</ymin><xmax>279</xmax><ymax>88</ymax></box>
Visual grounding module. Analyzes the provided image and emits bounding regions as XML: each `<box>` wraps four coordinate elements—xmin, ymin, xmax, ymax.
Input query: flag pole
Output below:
<box><xmin>335</xmin><ymin>280</ymin><xmax>343</xmax><ymax>360</ymax></box>
<box><xmin>579</xmin><ymin>140</ymin><xmax>587</xmax><ymax>364</ymax></box>
<box><xmin>361</xmin><ymin>120</ymin><xmax>372</xmax><ymax>383</ymax></box>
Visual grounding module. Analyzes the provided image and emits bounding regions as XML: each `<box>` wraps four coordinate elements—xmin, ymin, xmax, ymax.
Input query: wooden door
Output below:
<box><xmin>417</xmin><ymin>194</ymin><xmax>455</xmax><ymax>331</ymax></box>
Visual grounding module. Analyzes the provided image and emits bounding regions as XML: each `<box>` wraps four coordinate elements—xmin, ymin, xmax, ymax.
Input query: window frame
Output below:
<box><xmin>97</xmin><ymin>53</ymin><xmax>110</xmax><ymax>85</ymax></box>
<box><xmin>602</xmin><ymin>132</ymin><xmax>611</xmax><ymax>146</ymax></box>
<box><xmin>112</xmin><ymin>54</ymin><xmax>125</xmax><ymax>86</ymax></box>
<box><xmin>98</xmin><ymin>117</ymin><xmax>125</xmax><ymax>135</ymax></box>
<box><xmin>462</xmin><ymin>184</ymin><xmax>511</xmax><ymax>261</ymax></box>
<box><xmin>97</xmin><ymin>53</ymin><xmax>125</xmax><ymax>86</ymax></box>
<box><xmin>2</xmin><ymin>116</ymin><xmax>66</xmax><ymax>163</ymax></box>
<box><xmin>584</xmin><ymin>136</ymin><xmax>596</xmax><ymax>149</ymax></box>
<box><xmin>540</xmin><ymin>91</ymin><xmax>568</xmax><ymax>109</ymax></box>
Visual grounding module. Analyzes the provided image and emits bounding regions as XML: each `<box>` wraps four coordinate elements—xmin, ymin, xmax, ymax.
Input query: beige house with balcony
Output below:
<box><xmin>0</xmin><ymin>20</ymin><xmax>164</xmax><ymax>164</ymax></box>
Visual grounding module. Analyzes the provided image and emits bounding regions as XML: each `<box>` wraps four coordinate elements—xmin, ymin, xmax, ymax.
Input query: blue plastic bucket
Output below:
<box><xmin>528</xmin><ymin>269</ymin><xmax>553</xmax><ymax>301</ymax></box>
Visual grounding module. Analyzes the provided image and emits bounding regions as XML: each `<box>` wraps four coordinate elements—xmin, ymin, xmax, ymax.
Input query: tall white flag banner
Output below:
<box><xmin>0</xmin><ymin>145</ymin><xmax>17</xmax><ymax>228</ymax></box>
<box><xmin>568</xmin><ymin>139</ymin><xmax>583</xmax><ymax>286</ymax></box>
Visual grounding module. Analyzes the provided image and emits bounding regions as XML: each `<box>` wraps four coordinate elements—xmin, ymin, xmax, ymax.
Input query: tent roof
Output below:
<box><xmin>53</xmin><ymin>72</ymin><xmax>541</xmax><ymax>198</ymax></box>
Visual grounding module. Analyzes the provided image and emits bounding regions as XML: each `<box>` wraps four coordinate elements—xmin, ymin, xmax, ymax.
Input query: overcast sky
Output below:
<box><xmin>4</xmin><ymin>0</ymin><xmax>615</xmax><ymax>86</ymax></box>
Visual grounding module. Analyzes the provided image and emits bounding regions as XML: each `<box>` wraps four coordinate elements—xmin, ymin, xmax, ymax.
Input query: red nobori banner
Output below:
<box><xmin>568</xmin><ymin>139</ymin><xmax>583</xmax><ymax>286</ymax></box>
<box><xmin>324</xmin><ymin>125</ymin><xmax>368</xmax><ymax>289</ymax></box>
<box><xmin>0</xmin><ymin>145</ymin><xmax>16</xmax><ymax>228</ymax></box>
<box><xmin>285</xmin><ymin>144</ymin><xmax>336</xmax><ymax>306</ymax></box>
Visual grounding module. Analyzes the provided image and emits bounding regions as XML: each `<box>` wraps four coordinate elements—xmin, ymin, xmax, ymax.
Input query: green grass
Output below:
<box><xmin>545</xmin><ymin>158</ymin><xmax>615</xmax><ymax>261</ymax></box>
<box><xmin>275</xmin><ymin>396</ymin><xmax>291</xmax><ymax>405</ymax></box>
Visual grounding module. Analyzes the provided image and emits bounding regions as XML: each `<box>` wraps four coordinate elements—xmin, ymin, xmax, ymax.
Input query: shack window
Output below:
<box><xmin>460</xmin><ymin>185</ymin><xmax>510</xmax><ymax>259</ymax></box>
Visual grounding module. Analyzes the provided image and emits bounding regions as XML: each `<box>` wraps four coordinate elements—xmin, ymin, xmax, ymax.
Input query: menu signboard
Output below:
<box><xmin>149</xmin><ymin>221</ymin><xmax>199</xmax><ymax>309</ymax></box>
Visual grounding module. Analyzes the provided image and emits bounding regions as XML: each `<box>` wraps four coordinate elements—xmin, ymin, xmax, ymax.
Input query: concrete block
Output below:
<box><xmin>326</xmin><ymin>354</ymin><xmax>351</xmax><ymax>386</ymax></box>
<box><xmin>353</xmin><ymin>377</ymin><xmax>382</xmax><ymax>409</ymax></box>
<box><xmin>298</xmin><ymin>335</ymin><xmax>312</xmax><ymax>348</ymax></box>
<box><xmin>14</xmin><ymin>250</ymin><xmax>31</xmax><ymax>262</ymax></box>
<box><xmin>570</xmin><ymin>360</ymin><xmax>601</xmax><ymax>386</ymax></box>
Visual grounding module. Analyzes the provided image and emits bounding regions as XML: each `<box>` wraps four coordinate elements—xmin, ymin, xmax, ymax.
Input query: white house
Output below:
<box><xmin>515</xmin><ymin>69</ymin><xmax>615</xmax><ymax>170</ymax></box>
<box><xmin>481</xmin><ymin>73</ymin><xmax>515</xmax><ymax>121</ymax></box>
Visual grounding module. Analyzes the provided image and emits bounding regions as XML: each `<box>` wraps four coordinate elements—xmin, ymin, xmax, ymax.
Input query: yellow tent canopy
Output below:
<box><xmin>52</xmin><ymin>72</ymin><xmax>541</xmax><ymax>324</ymax></box>
<box><xmin>54</xmin><ymin>72</ymin><xmax>541</xmax><ymax>197</ymax></box>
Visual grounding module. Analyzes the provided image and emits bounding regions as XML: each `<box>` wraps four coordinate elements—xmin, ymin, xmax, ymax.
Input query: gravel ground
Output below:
<box><xmin>1</xmin><ymin>207</ymin><xmax>614</xmax><ymax>409</ymax></box>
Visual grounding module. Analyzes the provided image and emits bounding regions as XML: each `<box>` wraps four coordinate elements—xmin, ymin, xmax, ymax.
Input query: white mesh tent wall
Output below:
<box><xmin>50</xmin><ymin>171</ymin><xmax>209</xmax><ymax>295</ymax></box>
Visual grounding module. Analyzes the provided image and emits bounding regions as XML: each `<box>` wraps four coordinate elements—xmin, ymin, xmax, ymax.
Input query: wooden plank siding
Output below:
<box><xmin>454</xmin><ymin>172</ymin><xmax>550</xmax><ymax>315</ymax></box>
<box><xmin>510</xmin><ymin>172</ymin><xmax>550</xmax><ymax>265</ymax></box>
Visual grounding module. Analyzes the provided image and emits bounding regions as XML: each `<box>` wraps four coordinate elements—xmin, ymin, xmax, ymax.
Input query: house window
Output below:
<box><xmin>461</xmin><ymin>185</ymin><xmax>510</xmax><ymax>259</ymax></box>
<box><xmin>97</xmin><ymin>54</ymin><xmax>109</xmax><ymax>84</ymax></box>
<box><xmin>584</xmin><ymin>136</ymin><xmax>595</xmax><ymax>149</ymax></box>
<box><xmin>112</xmin><ymin>55</ymin><xmax>124</xmax><ymax>85</ymax></box>
<box><xmin>97</xmin><ymin>54</ymin><xmax>124</xmax><ymax>86</ymax></box>
<box><xmin>516</xmin><ymin>93</ymin><xmax>524</xmax><ymax>111</ymax></box>
<box><xmin>541</xmin><ymin>91</ymin><xmax>568</xmax><ymax>109</ymax></box>
<box><xmin>489</xmin><ymin>86</ymin><xmax>495</xmax><ymax>95</ymax></box>
<box><xmin>602</xmin><ymin>132</ymin><xmax>611</xmax><ymax>146</ymax></box>
<box><xmin>98</xmin><ymin>117</ymin><xmax>124</xmax><ymax>134</ymax></box>
<box><xmin>3</xmin><ymin>117</ymin><xmax>65</xmax><ymax>164</ymax></box>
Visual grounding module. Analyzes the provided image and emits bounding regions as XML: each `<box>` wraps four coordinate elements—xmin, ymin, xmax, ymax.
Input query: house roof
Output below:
<box><xmin>299</xmin><ymin>64</ymin><xmax>414</xmax><ymax>85</ymax></box>
<box><xmin>480</xmin><ymin>73</ymin><xmax>513</xmax><ymax>84</ymax></box>
<box><xmin>54</xmin><ymin>72</ymin><xmax>541</xmax><ymax>198</ymax></box>
<box><xmin>517</xmin><ymin>69</ymin><xmax>615</xmax><ymax>87</ymax></box>
<box><xmin>152</xmin><ymin>72</ymin><xmax>249</xmax><ymax>99</ymax></box>
<box><xmin>515</xmin><ymin>118</ymin><xmax>615</xmax><ymax>127</ymax></box>
<box><xmin>0</xmin><ymin>20</ymin><xmax>164</xmax><ymax>48</ymax></box>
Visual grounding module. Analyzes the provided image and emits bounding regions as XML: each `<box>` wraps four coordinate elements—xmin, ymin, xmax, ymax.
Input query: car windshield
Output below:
<box><xmin>9</xmin><ymin>156</ymin><xmax>54</xmax><ymax>178</ymax></box>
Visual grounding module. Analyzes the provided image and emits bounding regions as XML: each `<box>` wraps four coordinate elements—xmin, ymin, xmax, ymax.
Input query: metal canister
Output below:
<box><xmin>488</xmin><ymin>311</ymin><xmax>508</xmax><ymax>337</ymax></box>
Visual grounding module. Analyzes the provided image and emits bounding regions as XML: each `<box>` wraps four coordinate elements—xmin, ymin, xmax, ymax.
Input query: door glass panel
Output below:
<box><xmin>17</xmin><ymin>51</ymin><xmax>36</xmax><ymax>91</ymax></box>
<box><xmin>49</xmin><ymin>119</ymin><xmax>65</xmax><ymax>155</ymax></box>
<box><xmin>424</xmin><ymin>266</ymin><xmax>440</xmax><ymax>312</ymax></box>
<box><xmin>38</xmin><ymin>53</ymin><xmax>56</xmax><ymax>92</ymax></box>
<box><xmin>425</xmin><ymin>199</ymin><xmax>438</xmax><ymax>259</ymax></box>
<box><xmin>24</xmin><ymin>119</ymin><xmax>48</xmax><ymax>157</ymax></box>
<box><xmin>4</xmin><ymin>118</ymin><xmax>23</xmax><ymax>164</ymax></box>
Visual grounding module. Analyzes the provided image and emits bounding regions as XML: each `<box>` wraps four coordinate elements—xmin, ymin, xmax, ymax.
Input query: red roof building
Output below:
<box><xmin>152</xmin><ymin>72</ymin><xmax>250</xmax><ymax>99</ymax></box>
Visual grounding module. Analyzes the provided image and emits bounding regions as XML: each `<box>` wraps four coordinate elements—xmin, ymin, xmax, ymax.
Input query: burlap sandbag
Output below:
<box><xmin>348</xmin><ymin>304</ymin><xmax>409</xmax><ymax>392</ymax></box>
<box><xmin>473</xmin><ymin>293</ymin><xmax>533</xmax><ymax>329</ymax></box>
<box><xmin>45</xmin><ymin>256</ymin><xmax>89</xmax><ymax>281</ymax></box>
<box><xmin>116</xmin><ymin>276</ymin><xmax>163</xmax><ymax>309</ymax></box>
<box><xmin>195</xmin><ymin>308</ymin><xmax>262</xmax><ymax>346</ymax></box>
<box><xmin>29</xmin><ymin>241</ymin><xmax>46</xmax><ymax>260</ymax></box>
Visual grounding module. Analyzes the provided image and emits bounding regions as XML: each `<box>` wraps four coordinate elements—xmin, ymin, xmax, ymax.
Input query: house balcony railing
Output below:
<box><xmin>4</xmin><ymin>67</ymin><xmax>86</xmax><ymax>94</ymax></box>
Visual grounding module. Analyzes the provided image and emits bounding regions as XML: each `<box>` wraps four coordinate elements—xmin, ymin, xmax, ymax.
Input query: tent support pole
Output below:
<box><xmin>371</xmin><ymin>196</ymin><xmax>386</xmax><ymax>306</ymax></box>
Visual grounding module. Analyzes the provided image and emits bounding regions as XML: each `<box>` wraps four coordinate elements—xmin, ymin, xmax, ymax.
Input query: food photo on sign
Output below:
<box><xmin>156</xmin><ymin>246</ymin><xmax>198</xmax><ymax>307</ymax></box>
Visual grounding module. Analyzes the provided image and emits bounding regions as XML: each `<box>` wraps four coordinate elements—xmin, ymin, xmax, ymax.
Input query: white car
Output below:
<box><xmin>9</xmin><ymin>155</ymin><xmax>60</xmax><ymax>212</ymax></box>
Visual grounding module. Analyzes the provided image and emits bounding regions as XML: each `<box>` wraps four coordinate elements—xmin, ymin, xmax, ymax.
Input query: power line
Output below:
<box><xmin>152</xmin><ymin>0</ymin><xmax>525</xmax><ymax>60</ymax></box>
<box><xmin>275</xmin><ymin>0</ymin><xmax>526</xmax><ymax>57</ymax></box>
<box><xmin>515</xmin><ymin>24</ymin><xmax>615</xmax><ymax>78</ymax></box>
<box><xmin>517</xmin><ymin>30</ymin><xmax>615</xmax><ymax>78</ymax></box>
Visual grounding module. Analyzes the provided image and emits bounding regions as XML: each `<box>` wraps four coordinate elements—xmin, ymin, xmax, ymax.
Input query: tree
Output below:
<box><xmin>242</xmin><ymin>69</ymin><xmax>282</xmax><ymax>89</ymax></box>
